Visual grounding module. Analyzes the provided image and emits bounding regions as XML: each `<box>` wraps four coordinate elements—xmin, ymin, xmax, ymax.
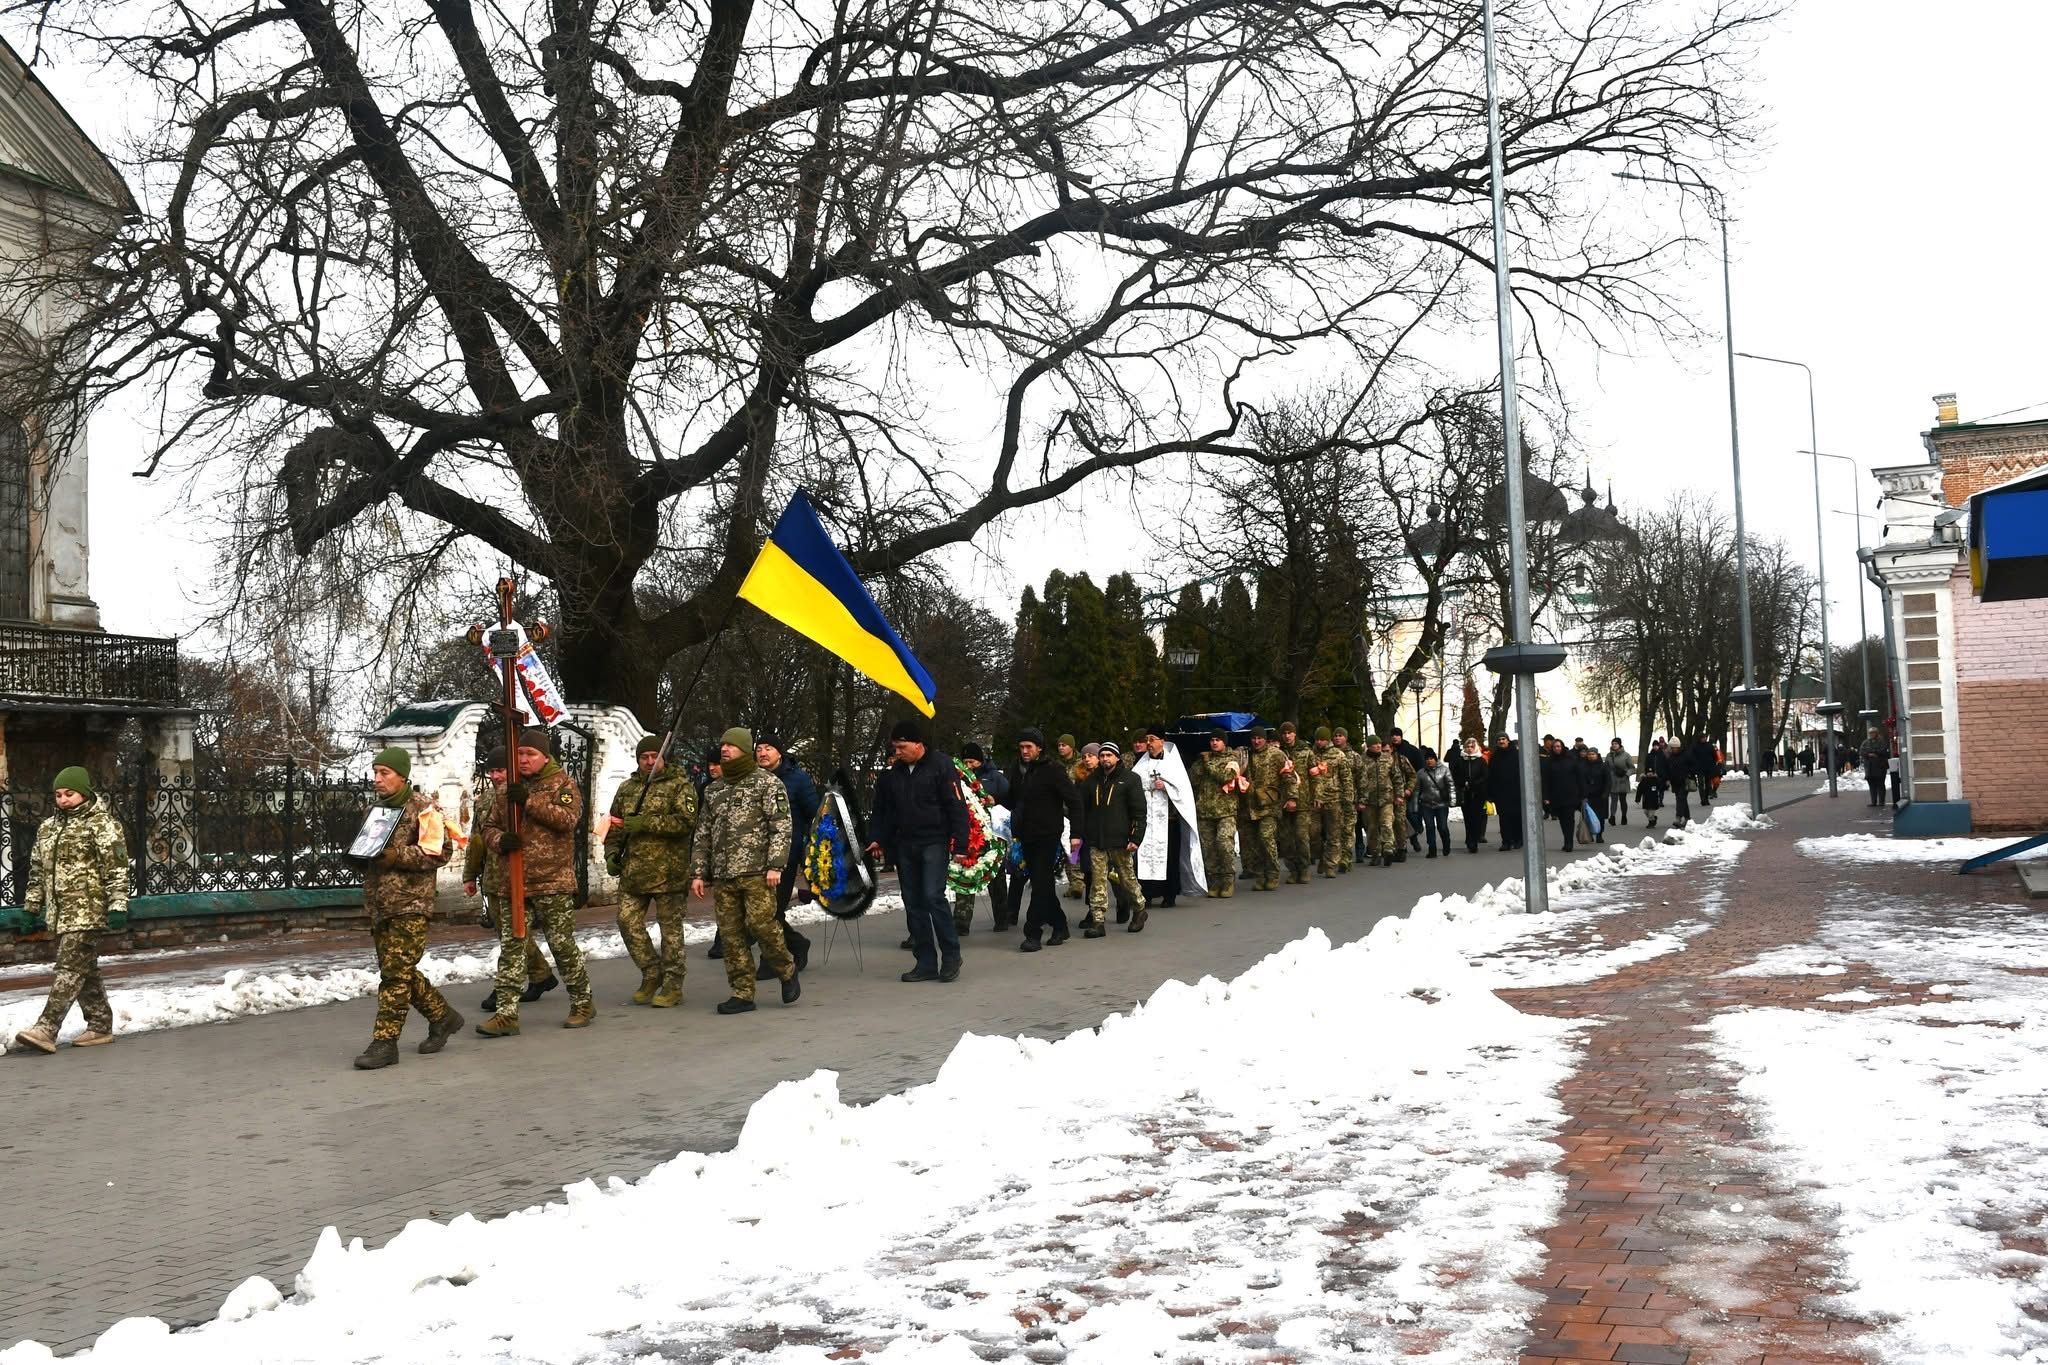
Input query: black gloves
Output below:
<box><xmin>497</xmin><ymin>831</ymin><xmax>524</xmax><ymax>855</ymax></box>
<box><xmin>504</xmin><ymin>782</ymin><xmax>529</xmax><ymax>806</ymax></box>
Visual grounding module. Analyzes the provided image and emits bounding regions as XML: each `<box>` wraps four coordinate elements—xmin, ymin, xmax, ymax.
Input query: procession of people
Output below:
<box><xmin>6</xmin><ymin>719</ymin><xmax>1786</xmax><ymax>1067</ymax></box>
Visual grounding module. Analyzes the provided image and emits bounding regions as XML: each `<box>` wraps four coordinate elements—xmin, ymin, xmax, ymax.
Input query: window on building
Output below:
<box><xmin>0</xmin><ymin>415</ymin><xmax>29</xmax><ymax>619</ymax></box>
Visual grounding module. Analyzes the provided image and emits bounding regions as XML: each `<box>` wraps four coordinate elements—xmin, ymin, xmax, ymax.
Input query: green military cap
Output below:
<box><xmin>1367</xmin><ymin>735</ymin><xmax>1385</xmax><ymax>746</ymax></box>
<box><xmin>1333</xmin><ymin>726</ymin><xmax>1348</xmax><ymax>738</ymax></box>
<box><xmin>1209</xmin><ymin>726</ymin><xmax>1226</xmax><ymax>738</ymax></box>
<box><xmin>370</xmin><ymin>746</ymin><xmax>411</xmax><ymax>779</ymax></box>
<box><xmin>635</xmin><ymin>734</ymin><xmax>664</xmax><ymax>756</ymax></box>
<box><xmin>1314</xmin><ymin>725</ymin><xmax>1331</xmax><ymax>741</ymax></box>
<box><xmin>1057</xmin><ymin>733</ymin><xmax>1076</xmax><ymax>750</ymax></box>
<box><xmin>52</xmin><ymin>765</ymin><xmax>91</xmax><ymax>796</ymax></box>
<box><xmin>721</xmin><ymin>726</ymin><xmax>753</xmax><ymax>750</ymax></box>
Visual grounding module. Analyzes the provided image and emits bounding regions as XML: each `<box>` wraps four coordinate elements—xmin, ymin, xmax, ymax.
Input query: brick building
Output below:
<box><xmin>1869</xmin><ymin>395</ymin><xmax>2048</xmax><ymax>833</ymax></box>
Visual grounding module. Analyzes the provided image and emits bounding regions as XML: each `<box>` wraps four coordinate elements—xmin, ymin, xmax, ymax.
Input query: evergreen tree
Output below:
<box><xmin>1460</xmin><ymin>673</ymin><xmax>1488</xmax><ymax>744</ymax></box>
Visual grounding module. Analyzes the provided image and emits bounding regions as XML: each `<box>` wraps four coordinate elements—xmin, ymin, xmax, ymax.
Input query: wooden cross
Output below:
<box><xmin>467</xmin><ymin>578</ymin><xmax>550</xmax><ymax>939</ymax></box>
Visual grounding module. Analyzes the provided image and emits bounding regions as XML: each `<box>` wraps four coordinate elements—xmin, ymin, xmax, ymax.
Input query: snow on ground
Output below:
<box><xmin>2</xmin><ymin>922</ymin><xmax>1583</xmax><ymax>1365</ymax></box>
<box><xmin>0</xmin><ymin>900</ymin><xmax>887</xmax><ymax>1047</ymax></box>
<box><xmin>1795</xmin><ymin>833</ymin><xmax>2023</xmax><ymax>865</ymax></box>
<box><xmin>1707</xmin><ymin>887</ymin><xmax>2048</xmax><ymax>1362</ymax></box>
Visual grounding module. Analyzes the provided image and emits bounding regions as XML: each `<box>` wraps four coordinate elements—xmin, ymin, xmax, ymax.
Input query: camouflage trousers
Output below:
<box><xmin>1086</xmin><ymin>848</ymin><xmax>1139</xmax><ymax>927</ymax></box>
<box><xmin>713</xmin><ymin>875</ymin><xmax>793</xmax><ymax>1002</ymax></box>
<box><xmin>493</xmin><ymin>893</ymin><xmax>592</xmax><ymax>1020</ymax></box>
<box><xmin>1362</xmin><ymin>802</ymin><xmax>1397</xmax><ymax>858</ymax></box>
<box><xmin>370</xmin><ymin>915</ymin><xmax>452</xmax><ymax>1042</ymax></box>
<box><xmin>1197</xmin><ymin>815</ymin><xmax>1237</xmax><ymax>897</ymax></box>
<box><xmin>1314</xmin><ymin>803</ymin><xmax>1347</xmax><ymax>875</ymax></box>
<box><xmin>1397</xmin><ymin>800</ymin><xmax>1414</xmax><ymax>847</ymax></box>
<box><xmin>1065</xmin><ymin>854</ymin><xmax>1086</xmax><ymax>899</ymax></box>
<box><xmin>36</xmin><ymin>931</ymin><xmax>111</xmax><ymax>1035</ymax></box>
<box><xmin>484</xmin><ymin>896</ymin><xmax>554</xmax><ymax>982</ymax></box>
<box><xmin>618</xmin><ymin>891</ymin><xmax>686</xmax><ymax>993</ymax></box>
<box><xmin>1239</xmin><ymin>813</ymin><xmax>1280</xmax><ymax>888</ymax></box>
<box><xmin>1280</xmin><ymin>806</ymin><xmax>1315</xmax><ymax>880</ymax></box>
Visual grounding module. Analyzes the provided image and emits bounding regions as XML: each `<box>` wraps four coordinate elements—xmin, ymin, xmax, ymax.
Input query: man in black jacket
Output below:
<box><xmin>1079</xmin><ymin>740</ymin><xmax>1147</xmax><ymax>938</ymax></box>
<box><xmin>1486</xmin><ymin>735</ymin><xmax>1524</xmax><ymax>851</ymax></box>
<box><xmin>1002</xmin><ymin>728</ymin><xmax>1084</xmax><ymax>948</ymax></box>
<box><xmin>1542</xmin><ymin>738</ymin><xmax>1586</xmax><ymax>852</ymax></box>
<box><xmin>1689</xmin><ymin>735</ymin><xmax>1720</xmax><ymax>807</ymax></box>
<box><xmin>1653</xmin><ymin>740</ymin><xmax>1692</xmax><ymax>828</ymax></box>
<box><xmin>866</xmin><ymin>720</ymin><xmax>972</xmax><ymax>983</ymax></box>
<box><xmin>1577</xmin><ymin>743</ymin><xmax>1609</xmax><ymax>840</ymax></box>
<box><xmin>1388</xmin><ymin>727</ymin><xmax>1426</xmax><ymax>852</ymax></box>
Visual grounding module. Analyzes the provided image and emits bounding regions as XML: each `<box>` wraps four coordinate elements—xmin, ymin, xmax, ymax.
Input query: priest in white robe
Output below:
<box><xmin>1131</xmin><ymin>728</ymin><xmax>1206</xmax><ymax>904</ymax></box>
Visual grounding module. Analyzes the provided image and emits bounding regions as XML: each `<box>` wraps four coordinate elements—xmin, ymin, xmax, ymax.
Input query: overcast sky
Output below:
<box><xmin>39</xmin><ymin>0</ymin><xmax>2048</xmax><ymax>658</ymax></box>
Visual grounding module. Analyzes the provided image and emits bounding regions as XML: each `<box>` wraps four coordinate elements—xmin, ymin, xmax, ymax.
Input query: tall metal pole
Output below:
<box><xmin>1738</xmin><ymin>355</ymin><xmax>1834</xmax><ymax>795</ymax></box>
<box><xmin>1482</xmin><ymin>0</ymin><xmax>1548</xmax><ymax>913</ymax></box>
<box><xmin>1716</xmin><ymin>212</ymin><xmax>1766</xmax><ymax>815</ymax></box>
<box><xmin>1815</xmin><ymin>456</ymin><xmax>1875</xmax><ymax>721</ymax></box>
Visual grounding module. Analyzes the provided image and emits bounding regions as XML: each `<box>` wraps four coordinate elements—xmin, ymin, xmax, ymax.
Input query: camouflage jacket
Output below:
<box><xmin>463</xmin><ymin>786</ymin><xmax>507</xmax><ymax>896</ymax></box>
<box><xmin>1357</xmin><ymin>751</ymin><xmax>1399</xmax><ymax>805</ymax></box>
<box><xmin>1394</xmin><ymin>754</ymin><xmax>1417</xmax><ymax>800</ymax></box>
<box><xmin>479</xmin><ymin>762</ymin><xmax>582</xmax><ymax>896</ymax></box>
<box><xmin>1241</xmin><ymin>743</ymin><xmax>1289</xmax><ymax>819</ymax></box>
<box><xmin>362</xmin><ymin>790</ymin><xmax>450</xmax><ymax>923</ymax></box>
<box><xmin>25</xmin><ymin>797</ymin><xmax>130</xmax><ymax>934</ymax></box>
<box><xmin>1279</xmin><ymin>742</ymin><xmax>1316</xmax><ymax>809</ymax></box>
<box><xmin>1343</xmin><ymin>746</ymin><xmax>1368</xmax><ymax>807</ymax></box>
<box><xmin>1190</xmin><ymin>749</ymin><xmax>1244</xmax><ymax>819</ymax></box>
<box><xmin>604</xmin><ymin>769</ymin><xmax>697</xmax><ymax>895</ymax></box>
<box><xmin>1303</xmin><ymin>744</ymin><xmax>1344</xmax><ymax>808</ymax></box>
<box><xmin>691</xmin><ymin>764</ymin><xmax>792</xmax><ymax>882</ymax></box>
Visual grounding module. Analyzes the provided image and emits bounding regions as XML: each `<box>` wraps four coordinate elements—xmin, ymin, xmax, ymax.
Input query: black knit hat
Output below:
<box><xmin>635</xmin><ymin>734</ymin><xmax>663</xmax><ymax>756</ymax></box>
<box><xmin>514</xmin><ymin>727</ymin><xmax>554</xmax><ymax>756</ymax></box>
<box><xmin>960</xmin><ymin>742</ymin><xmax>985</xmax><ymax>763</ymax></box>
<box><xmin>890</xmin><ymin>718</ymin><xmax>925</xmax><ymax>744</ymax></box>
<box><xmin>756</xmin><ymin>730</ymin><xmax>786</xmax><ymax>755</ymax></box>
<box><xmin>483</xmin><ymin>745</ymin><xmax>508</xmax><ymax>769</ymax></box>
<box><xmin>1018</xmin><ymin>727</ymin><xmax>1046</xmax><ymax>748</ymax></box>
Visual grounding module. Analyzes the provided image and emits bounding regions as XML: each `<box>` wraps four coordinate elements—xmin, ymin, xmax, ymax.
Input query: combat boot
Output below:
<box><xmin>650</xmin><ymin>981</ymin><xmax>684</xmax><ymax>1008</ymax></box>
<box><xmin>73</xmin><ymin>1030</ymin><xmax>114</xmax><ymax>1047</ymax></box>
<box><xmin>475</xmin><ymin>1013</ymin><xmax>521</xmax><ymax>1038</ymax></box>
<box><xmin>353</xmin><ymin>1038</ymin><xmax>399</xmax><ymax>1070</ymax></box>
<box><xmin>1128</xmin><ymin>905</ymin><xmax>1149</xmax><ymax>933</ymax></box>
<box><xmin>12</xmin><ymin>1025</ymin><xmax>56</xmax><ymax>1054</ymax></box>
<box><xmin>520</xmin><ymin>974</ymin><xmax>558</xmax><ymax>1004</ymax></box>
<box><xmin>630</xmin><ymin>970</ymin><xmax>661</xmax><ymax>1006</ymax></box>
<box><xmin>563</xmin><ymin>1001</ymin><xmax>596</xmax><ymax>1029</ymax></box>
<box><xmin>419</xmin><ymin>1009</ymin><xmax>465</xmax><ymax>1055</ymax></box>
<box><xmin>1083</xmin><ymin>924</ymin><xmax>1107</xmax><ymax>939</ymax></box>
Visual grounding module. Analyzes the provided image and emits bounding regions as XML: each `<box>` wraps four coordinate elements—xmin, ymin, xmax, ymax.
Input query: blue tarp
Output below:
<box><xmin>1970</xmin><ymin>470</ymin><xmax>2048</xmax><ymax>603</ymax></box>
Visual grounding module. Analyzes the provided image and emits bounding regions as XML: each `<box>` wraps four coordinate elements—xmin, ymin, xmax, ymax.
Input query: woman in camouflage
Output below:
<box><xmin>354</xmin><ymin>747</ymin><xmax>463</xmax><ymax>1069</ymax></box>
<box><xmin>11</xmin><ymin>766</ymin><xmax>128</xmax><ymax>1054</ymax></box>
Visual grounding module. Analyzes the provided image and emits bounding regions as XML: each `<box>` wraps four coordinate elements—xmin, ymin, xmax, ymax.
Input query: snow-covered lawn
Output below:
<box><xmin>0</xmin><ymin>900</ymin><xmax>884</xmax><ymax>1047</ymax></box>
<box><xmin>2</xmin><ymin>924</ymin><xmax>1582</xmax><ymax>1365</ymax></box>
<box><xmin>1706</xmin><ymin>890</ymin><xmax>2048</xmax><ymax>1362</ymax></box>
<box><xmin>1795</xmin><ymin>832</ymin><xmax>2023</xmax><ymax>865</ymax></box>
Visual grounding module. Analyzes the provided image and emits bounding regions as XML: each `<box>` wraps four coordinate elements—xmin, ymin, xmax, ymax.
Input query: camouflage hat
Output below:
<box><xmin>1280</xmin><ymin>720</ymin><xmax>1298</xmax><ymax>734</ymax></box>
<box><xmin>1314</xmin><ymin>725</ymin><xmax>1331</xmax><ymax>741</ymax></box>
<box><xmin>52</xmin><ymin>765</ymin><xmax>91</xmax><ymax>796</ymax></box>
<box><xmin>1056</xmin><ymin>733</ymin><xmax>1076</xmax><ymax>750</ymax></box>
<box><xmin>1367</xmin><ymin>735</ymin><xmax>1385</xmax><ymax>747</ymax></box>
<box><xmin>635</xmin><ymin>734</ymin><xmax>664</xmax><ymax>756</ymax></box>
<box><xmin>1333</xmin><ymin>726</ymin><xmax>1348</xmax><ymax>738</ymax></box>
<box><xmin>371</xmin><ymin>746</ymin><xmax>411</xmax><ymax>779</ymax></box>
<box><xmin>721</xmin><ymin>726</ymin><xmax>754</xmax><ymax>751</ymax></box>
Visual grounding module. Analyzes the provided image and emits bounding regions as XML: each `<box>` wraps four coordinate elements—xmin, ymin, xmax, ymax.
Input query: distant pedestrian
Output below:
<box><xmin>11</xmin><ymin>766</ymin><xmax>128</xmax><ymax>1056</ymax></box>
<box><xmin>604</xmin><ymin>735</ymin><xmax>697</xmax><ymax>1008</ymax></box>
<box><xmin>867</xmin><ymin>719</ymin><xmax>972</xmax><ymax>981</ymax></box>
<box><xmin>1859</xmin><ymin>728</ymin><xmax>1890</xmax><ymax>808</ymax></box>
<box><xmin>1637</xmin><ymin>740</ymin><xmax>1668</xmax><ymax>829</ymax></box>
<box><xmin>1002</xmin><ymin>729</ymin><xmax>1084</xmax><ymax>946</ymax></box>
<box><xmin>1487</xmin><ymin>735</ymin><xmax>1525</xmax><ymax>851</ymax></box>
<box><xmin>1799</xmin><ymin>744</ymin><xmax>1815</xmax><ymax>776</ymax></box>
<box><xmin>1653</xmin><ymin>740</ymin><xmax>1692</xmax><ymax>828</ymax></box>
<box><xmin>1689</xmin><ymin>735</ymin><xmax>1719</xmax><ymax>807</ymax></box>
<box><xmin>1448</xmin><ymin>737</ymin><xmax>1490</xmax><ymax>852</ymax></box>
<box><xmin>1080</xmin><ymin>739</ymin><xmax>1148</xmax><ymax>934</ymax></box>
<box><xmin>1388</xmin><ymin>727</ymin><xmax>1425</xmax><ymax>852</ymax></box>
<box><xmin>695</xmin><ymin>726</ymin><xmax>803</xmax><ymax>1012</ymax></box>
<box><xmin>1413</xmin><ymin>754</ymin><xmax>1453</xmax><ymax>858</ymax></box>
<box><xmin>1542</xmin><ymin>739</ymin><xmax>1586</xmax><ymax>852</ymax></box>
<box><xmin>354</xmin><ymin>749</ymin><xmax>463</xmax><ymax>1069</ymax></box>
<box><xmin>1577</xmin><ymin>743</ymin><xmax>1609</xmax><ymax>841</ymax></box>
<box><xmin>1604</xmin><ymin>739</ymin><xmax>1635</xmax><ymax>826</ymax></box>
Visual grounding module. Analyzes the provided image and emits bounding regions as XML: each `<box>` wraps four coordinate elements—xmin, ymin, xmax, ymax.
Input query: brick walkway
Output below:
<box><xmin>1496</xmin><ymin>795</ymin><xmax>2024</xmax><ymax>1364</ymax></box>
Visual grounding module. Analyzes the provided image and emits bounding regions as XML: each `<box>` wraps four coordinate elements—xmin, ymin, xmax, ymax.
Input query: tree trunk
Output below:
<box><xmin>553</xmin><ymin>575</ymin><xmax>662</xmax><ymax>725</ymax></box>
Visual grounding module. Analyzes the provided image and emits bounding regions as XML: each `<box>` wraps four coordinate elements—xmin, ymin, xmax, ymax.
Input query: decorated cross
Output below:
<box><xmin>466</xmin><ymin>578</ymin><xmax>552</xmax><ymax>939</ymax></box>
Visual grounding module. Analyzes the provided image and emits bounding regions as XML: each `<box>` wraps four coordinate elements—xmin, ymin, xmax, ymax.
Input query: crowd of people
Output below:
<box><xmin>6</xmin><ymin>714</ymin><xmax>1891</xmax><ymax>1068</ymax></box>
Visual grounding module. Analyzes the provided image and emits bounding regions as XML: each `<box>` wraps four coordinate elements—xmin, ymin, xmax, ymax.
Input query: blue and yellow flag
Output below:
<box><xmin>736</xmin><ymin>492</ymin><xmax>938</xmax><ymax>716</ymax></box>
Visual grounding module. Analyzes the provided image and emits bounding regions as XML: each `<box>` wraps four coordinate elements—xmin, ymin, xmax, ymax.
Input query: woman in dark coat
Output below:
<box><xmin>1541</xmin><ymin>739</ymin><xmax>1587</xmax><ymax>852</ymax></box>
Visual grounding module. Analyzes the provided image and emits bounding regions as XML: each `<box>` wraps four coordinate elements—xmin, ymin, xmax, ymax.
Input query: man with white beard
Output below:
<box><xmin>1131</xmin><ymin>728</ymin><xmax>1206</xmax><ymax>908</ymax></box>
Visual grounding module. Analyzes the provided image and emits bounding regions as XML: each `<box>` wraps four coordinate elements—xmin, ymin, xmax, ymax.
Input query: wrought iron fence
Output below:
<box><xmin>0</xmin><ymin>763</ymin><xmax>378</xmax><ymax>906</ymax></box>
<box><xmin>0</xmin><ymin>624</ymin><xmax>180</xmax><ymax>706</ymax></box>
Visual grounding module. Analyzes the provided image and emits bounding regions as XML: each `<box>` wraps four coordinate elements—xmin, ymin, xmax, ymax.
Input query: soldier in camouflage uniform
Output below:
<box><xmin>605</xmin><ymin>734</ymin><xmax>698</xmax><ymax>1008</ymax></box>
<box><xmin>1189</xmin><ymin>728</ymin><xmax>1243</xmax><ymax>898</ymax></box>
<box><xmin>1389</xmin><ymin>737</ymin><xmax>1417</xmax><ymax>864</ymax></box>
<box><xmin>476</xmin><ymin>729</ymin><xmax>596</xmax><ymax>1036</ymax></box>
<box><xmin>11</xmin><ymin>766</ymin><xmax>129</xmax><ymax>1055</ymax></box>
<box><xmin>1238</xmin><ymin>727</ymin><xmax>1289</xmax><ymax>891</ymax></box>
<box><xmin>1276</xmin><ymin>721</ymin><xmax>1316</xmax><ymax>884</ymax></box>
<box><xmin>1332</xmin><ymin>727</ymin><xmax>1364</xmax><ymax>872</ymax></box>
<box><xmin>464</xmin><ymin>747</ymin><xmax>557</xmax><ymax>1012</ymax></box>
<box><xmin>351</xmin><ymin>748</ymin><xmax>462</xmax><ymax>1069</ymax></box>
<box><xmin>691</xmin><ymin>726</ymin><xmax>801</xmax><ymax>1014</ymax></box>
<box><xmin>1357</xmin><ymin>738</ymin><xmax>1399</xmax><ymax>866</ymax></box>
<box><xmin>1309</xmin><ymin>726</ymin><xmax>1346</xmax><ymax>878</ymax></box>
<box><xmin>1080</xmin><ymin>739</ymin><xmax>1146</xmax><ymax>933</ymax></box>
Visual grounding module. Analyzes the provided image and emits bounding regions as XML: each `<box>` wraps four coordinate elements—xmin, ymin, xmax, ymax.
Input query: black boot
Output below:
<box><xmin>787</xmin><ymin>929</ymin><xmax>811</xmax><ymax>973</ymax></box>
<box><xmin>353</xmin><ymin>1038</ymin><xmax>398</xmax><ymax>1070</ymax></box>
<box><xmin>479</xmin><ymin>990</ymin><xmax>498</xmax><ymax>1011</ymax></box>
<box><xmin>781</xmin><ymin>972</ymin><xmax>802</xmax><ymax>1004</ymax></box>
<box><xmin>520</xmin><ymin>974</ymin><xmax>558</xmax><ymax>1004</ymax></box>
<box><xmin>419</xmin><ymin>1009</ymin><xmax>465</xmax><ymax>1055</ymax></box>
<box><xmin>707</xmin><ymin>934</ymin><xmax>725</xmax><ymax>960</ymax></box>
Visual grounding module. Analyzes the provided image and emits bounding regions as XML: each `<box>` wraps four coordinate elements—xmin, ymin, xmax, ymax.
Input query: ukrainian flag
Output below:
<box><xmin>737</xmin><ymin>492</ymin><xmax>938</xmax><ymax>716</ymax></box>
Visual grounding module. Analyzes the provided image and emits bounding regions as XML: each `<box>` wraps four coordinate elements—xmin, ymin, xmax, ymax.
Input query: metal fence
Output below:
<box><xmin>0</xmin><ymin>763</ymin><xmax>378</xmax><ymax>906</ymax></box>
<box><xmin>0</xmin><ymin>624</ymin><xmax>181</xmax><ymax>706</ymax></box>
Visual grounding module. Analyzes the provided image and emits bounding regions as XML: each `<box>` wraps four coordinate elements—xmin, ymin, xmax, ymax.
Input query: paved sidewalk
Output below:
<box><xmin>0</xmin><ymin>819</ymin><xmax>1637</xmax><ymax>1354</ymax></box>
<box><xmin>1498</xmin><ymin>793</ymin><xmax>2021</xmax><ymax>1364</ymax></box>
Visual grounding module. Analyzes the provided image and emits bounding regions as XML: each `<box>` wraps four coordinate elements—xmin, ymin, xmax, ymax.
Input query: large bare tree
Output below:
<box><xmin>2</xmin><ymin>0</ymin><xmax>1768</xmax><ymax>718</ymax></box>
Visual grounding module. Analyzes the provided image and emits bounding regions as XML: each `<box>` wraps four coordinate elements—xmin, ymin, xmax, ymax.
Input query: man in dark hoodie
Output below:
<box><xmin>867</xmin><ymin>719</ymin><xmax>973</xmax><ymax>983</ymax></box>
<box><xmin>1080</xmin><ymin>739</ymin><xmax>1147</xmax><ymax>937</ymax></box>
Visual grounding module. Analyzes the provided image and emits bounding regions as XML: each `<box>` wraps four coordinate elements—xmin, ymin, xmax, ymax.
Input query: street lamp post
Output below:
<box><xmin>1409</xmin><ymin>675</ymin><xmax>1427</xmax><ymax>752</ymax></box>
<box><xmin>1810</xmin><ymin>452</ymin><xmax>1877</xmax><ymax>728</ymax></box>
<box><xmin>1478</xmin><ymin>0</ymin><xmax>1564</xmax><ymax>915</ymax></box>
<box><xmin>1166</xmin><ymin>647</ymin><xmax>1200</xmax><ymax>728</ymax></box>
<box><xmin>1616</xmin><ymin>168</ymin><xmax>1765</xmax><ymax>816</ymax></box>
<box><xmin>1737</xmin><ymin>353</ymin><xmax>1835</xmax><ymax>797</ymax></box>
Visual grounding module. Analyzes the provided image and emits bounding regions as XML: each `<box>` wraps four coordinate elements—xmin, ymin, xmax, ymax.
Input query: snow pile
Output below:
<box><xmin>1796</xmin><ymin>833</ymin><xmax>2023</xmax><ymax>865</ymax></box>
<box><xmin>0</xmin><ymin>899</ymin><xmax>888</xmax><ymax>1047</ymax></box>
<box><xmin>1708</xmin><ymin>892</ymin><xmax>2048</xmax><ymax>1360</ymax></box>
<box><xmin>2</xmin><ymin>922</ymin><xmax>1579</xmax><ymax>1365</ymax></box>
<box><xmin>1409</xmin><ymin>803</ymin><xmax>1761</xmax><ymax>987</ymax></box>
